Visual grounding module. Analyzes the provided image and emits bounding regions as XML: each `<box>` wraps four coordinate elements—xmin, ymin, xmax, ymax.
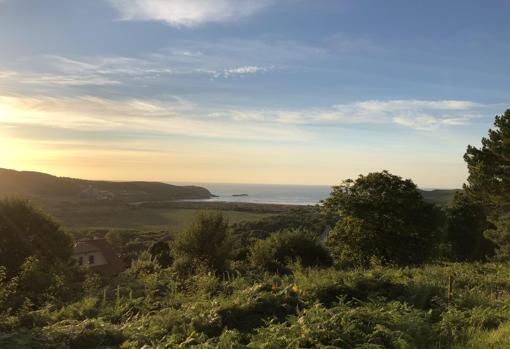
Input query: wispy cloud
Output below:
<box><xmin>108</xmin><ymin>0</ymin><xmax>273</xmax><ymax>27</ymax></box>
<box><xmin>392</xmin><ymin>115</ymin><xmax>459</xmax><ymax>130</ymax></box>
<box><xmin>0</xmin><ymin>36</ymin><xmax>350</xmax><ymax>93</ymax></box>
<box><xmin>216</xmin><ymin>66</ymin><xmax>268</xmax><ymax>78</ymax></box>
<box><xmin>0</xmin><ymin>70</ymin><xmax>17</xmax><ymax>79</ymax></box>
<box><xmin>218</xmin><ymin>99</ymin><xmax>486</xmax><ymax>129</ymax></box>
<box><xmin>0</xmin><ymin>94</ymin><xmax>490</xmax><ymax>144</ymax></box>
<box><xmin>2</xmin><ymin>48</ymin><xmax>277</xmax><ymax>89</ymax></box>
<box><xmin>0</xmin><ymin>95</ymin><xmax>308</xmax><ymax>141</ymax></box>
<box><xmin>21</xmin><ymin>74</ymin><xmax>120</xmax><ymax>86</ymax></box>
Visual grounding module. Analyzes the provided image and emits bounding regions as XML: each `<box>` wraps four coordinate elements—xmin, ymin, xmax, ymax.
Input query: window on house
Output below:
<box><xmin>89</xmin><ymin>255</ymin><xmax>95</xmax><ymax>265</ymax></box>
<box><xmin>78</xmin><ymin>256</ymin><xmax>83</xmax><ymax>266</ymax></box>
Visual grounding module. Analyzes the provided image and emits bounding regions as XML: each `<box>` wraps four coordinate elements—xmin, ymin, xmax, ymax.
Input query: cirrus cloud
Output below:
<box><xmin>0</xmin><ymin>94</ymin><xmax>492</xmax><ymax>142</ymax></box>
<box><xmin>218</xmin><ymin>99</ymin><xmax>488</xmax><ymax>130</ymax></box>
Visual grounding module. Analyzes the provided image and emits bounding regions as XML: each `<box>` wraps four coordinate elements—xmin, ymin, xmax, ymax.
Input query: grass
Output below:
<box><xmin>45</xmin><ymin>204</ymin><xmax>274</xmax><ymax>231</ymax></box>
<box><xmin>457</xmin><ymin>323</ymin><xmax>510</xmax><ymax>349</ymax></box>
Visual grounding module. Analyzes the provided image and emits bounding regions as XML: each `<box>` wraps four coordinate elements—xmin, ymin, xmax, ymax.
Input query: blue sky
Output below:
<box><xmin>0</xmin><ymin>0</ymin><xmax>508</xmax><ymax>187</ymax></box>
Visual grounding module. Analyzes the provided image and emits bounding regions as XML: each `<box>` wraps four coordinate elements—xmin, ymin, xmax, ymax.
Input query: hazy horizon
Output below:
<box><xmin>1</xmin><ymin>0</ymin><xmax>509</xmax><ymax>187</ymax></box>
<box><xmin>2</xmin><ymin>166</ymin><xmax>460</xmax><ymax>191</ymax></box>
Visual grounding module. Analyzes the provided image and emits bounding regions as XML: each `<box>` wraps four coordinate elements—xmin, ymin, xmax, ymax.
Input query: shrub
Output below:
<box><xmin>249</xmin><ymin>229</ymin><xmax>333</xmax><ymax>272</ymax></box>
<box><xmin>44</xmin><ymin>319</ymin><xmax>124</xmax><ymax>349</ymax></box>
<box><xmin>0</xmin><ymin>198</ymin><xmax>73</xmax><ymax>277</ymax></box>
<box><xmin>173</xmin><ymin>212</ymin><xmax>233</xmax><ymax>273</ymax></box>
<box><xmin>248</xmin><ymin>301</ymin><xmax>437</xmax><ymax>348</ymax></box>
<box><xmin>149</xmin><ymin>241</ymin><xmax>173</xmax><ymax>268</ymax></box>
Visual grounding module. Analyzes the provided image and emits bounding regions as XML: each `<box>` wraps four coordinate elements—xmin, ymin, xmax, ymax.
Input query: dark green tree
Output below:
<box><xmin>0</xmin><ymin>198</ymin><xmax>74</xmax><ymax>276</ymax></box>
<box><xmin>0</xmin><ymin>199</ymin><xmax>81</xmax><ymax>309</ymax></box>
<box><xmin>149</xmin><ymin>241</ymin><xmax>173</xmax><ymax>268</ymax></box>
<box><xmin>322</xmin><ymin>171</ymin><xmax>442</xmax><ymax>266</ymax></box>
<box><xmin>445</xmin><ymin>191</ymin><xmax>496</xmax><ymax>261</ymax></box>
<box><xmin>464</xmin><ymin>109</ymin><xmax>510</xmax><ymax>256</ymax></box>
<box><xmin>464</xmin><ymin>109</ymin><xmax>510</xmax><ymax>211</ymax></box>
<box><xmin>249</xmin><ymin>229</ymin><xmax>333</xmax><ymax>272</ymax></box>
<box><xmin>173</xmin><ymin>212</ymin><xmax>232</xmax><ymax>273</ymax></box>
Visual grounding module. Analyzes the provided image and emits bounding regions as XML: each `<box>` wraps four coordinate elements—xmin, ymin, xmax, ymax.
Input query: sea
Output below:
<box><xmin>180</xmin><ymin>183</ymin><xmax>334</xmax><ymax>206</ymax></box>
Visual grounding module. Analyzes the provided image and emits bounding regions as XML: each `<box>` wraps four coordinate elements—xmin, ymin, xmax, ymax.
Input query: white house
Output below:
<box><xmin>72</xmin><ymin>238</ymin><xmax>125</xmax><ymax>275</ymax></box>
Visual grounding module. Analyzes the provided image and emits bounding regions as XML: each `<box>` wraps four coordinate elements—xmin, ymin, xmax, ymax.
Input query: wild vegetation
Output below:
<box><xmin>0</xmin><ymin>109</ymin><xmax>509</xmax><ymax>348</ymax></box>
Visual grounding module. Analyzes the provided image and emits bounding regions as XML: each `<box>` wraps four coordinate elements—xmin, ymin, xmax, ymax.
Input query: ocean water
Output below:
<box><xmin>186</xmin><ymin>183</ymin><xmax>333</xmax><ymax>205</ymax></box>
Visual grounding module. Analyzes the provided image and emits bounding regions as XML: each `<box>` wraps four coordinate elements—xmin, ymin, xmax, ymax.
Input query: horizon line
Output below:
<box><xmin>2</xmin><ymin>166</ymin><xmax>461</xmax><ymax>191</ymax></box>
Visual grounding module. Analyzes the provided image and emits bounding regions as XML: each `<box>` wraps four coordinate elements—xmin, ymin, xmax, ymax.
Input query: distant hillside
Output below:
<box><xmin>419</xmin><ymin>189</ymin><xmax>459</xmax><ymax>206</ymax></box>
<box><xmin>0</xmin><ymin>168</ymin><xmax>213</xmax><ymax>203</ymax></box>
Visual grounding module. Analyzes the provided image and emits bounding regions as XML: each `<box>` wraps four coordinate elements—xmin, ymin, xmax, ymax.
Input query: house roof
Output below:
<box><xmin>73</xmin><ymin>241</ymin><xmax>101</xmax><ymax>254</ymax></box>
<box><xmin>73</xmin><ymin>238</ymin><xmax>125</xmax><ymax>275</ymax></box>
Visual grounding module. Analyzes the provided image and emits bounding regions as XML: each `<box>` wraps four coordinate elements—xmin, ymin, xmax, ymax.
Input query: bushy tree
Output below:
<box><xmin>173</xmin><ymin>212</ymin><xmax>232</xmax><ymax>273</ymax></box>
<box><xmin>0</xmin><ymin>266</ymin><xmax>17</xmax><ymax>312</ymax></box>
<box><xmin>249</xmin><ymin>229</ymin><xmax>333</xmax><ymax>272</ymax></box>
<box><xmin>445</xmin><ymin>191</ymin><xmax>496</xmax><ymax>261</ymax></box>
<box><xmin>231</xmin><ymin>207</ymin><xmax>331</xmax><ymax>261</ymax></box>
<box><xmin>0</xmin><ymin>199</ymin><xmax>81</xmax><ymax>309</ymax></box>
<box><xmin>464</xmin><ymin>109</ymin><xmax>510</xmax><ymax>257</ymax></box>
<box><xmin>322</xmin><ymin>171</ymin><xmax>442</xmax><ymax>266</ymax></box>
<box><xmin>149</xmin><ymin>241</ymin><xmax>173</xmax><ymax>268</ymax></box>
<box><xmin>0</xmin><ymin>198</ymin><xmax>74</xmax><ymax>276</ymax></box>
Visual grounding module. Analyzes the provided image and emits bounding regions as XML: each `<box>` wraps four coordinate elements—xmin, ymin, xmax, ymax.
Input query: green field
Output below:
<box><xmin>44</xmin><ymin>204</ymin><xmax>275</xmax><ymax>231</ymax></box>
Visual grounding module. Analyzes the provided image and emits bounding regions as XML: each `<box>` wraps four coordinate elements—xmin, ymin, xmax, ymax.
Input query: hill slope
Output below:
<box><xmin>418</xmin><ymin>189</ymin><xmax>459</xmax><ymax>206</ymax></box>
<box><xmin>0</xmin><ymin>168</ymin><xmax>213</xmax><ymax>203</ymax></box>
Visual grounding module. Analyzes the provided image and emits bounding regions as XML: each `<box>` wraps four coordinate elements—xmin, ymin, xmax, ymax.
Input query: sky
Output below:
<box><xmin>0</xmin><ymin>0</ymin><xmax>509</xmax><ymax>187</ymax></box>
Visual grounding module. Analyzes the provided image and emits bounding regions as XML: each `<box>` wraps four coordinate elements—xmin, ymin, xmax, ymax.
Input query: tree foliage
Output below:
<box><xmin>464</xmin><ymin>109</ymin><xmax>510</xmax><ymax>256</ymax></box>
<box><xmin>249</xmin><ymin>229</ymin><xmax>333</xmax><ymax>272</ymax></box>
<box><xmin>148</xmin><ymin>241</ymin><xmax>173</xmax><ymax>268</ymax></box>
<box><xmin>464</xmin><ymin>109</ymin><xmax>510</xmax><ymax>213</ymax></box>
<box><xmin>445</xmin><ymin>191</ymin><xmax>496</xmax><ymax>261</ymax></box>
<box><xmin>230</xmin><ymin>207</ymin><xmax>331</xmax><ymax>261</ymax></box>
<box><xmin>173</xmin><ymin>212</ymin><xmax>232</xmax><ymax>273</ymax></box>
<box><xmin>0</xmin><ymin>198</ymin><xmax>73</xmax><ymax>277</ymax></box>
<box><xmin>322</xmin><ymin>171</ymin><xmax>442</xmax><ymax>266</ymax></box>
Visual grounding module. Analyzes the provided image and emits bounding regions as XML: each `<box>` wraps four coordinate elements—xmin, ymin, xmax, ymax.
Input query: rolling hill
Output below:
<box><xmin>0</xmin><ymin>168</ymin><xmax>213</xmax><ymax>203</ymax></box>
<box><xmin>418</xmin><ymin>189</ymin><xmax>459</xmax><ymax>206</ymax></box>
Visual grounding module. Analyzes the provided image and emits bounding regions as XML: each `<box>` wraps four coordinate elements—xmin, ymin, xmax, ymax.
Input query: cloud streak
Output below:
<box><xmin>108</xmin><ymin>0</ymin><xmax>273</xmax><ymax>27</ymax></box>
<box><xmin>216</xmin><ymin>66</ymin><xmax>268</xmax><ymax>78</ymax></box>
<box><xmin>219</xmin><ymin>99</ymin><xmax>485</xmax><ymax>130</ymax></box>
<box><xmin>0</xmin><ymin>49</ymin><xmax>277</xmax><ymax>89</ymax></box>
<box><xmin>0</xmin><ymin>94</ymin><xmax>489</xmax><ymax>144</ymax></box>
<box><xmin>0</xmin><ymin>95</ymin><xmax>308</xmax><ymax>141</ymax></box>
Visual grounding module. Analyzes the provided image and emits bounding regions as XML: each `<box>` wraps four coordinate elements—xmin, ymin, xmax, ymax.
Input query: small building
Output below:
<box><xmin>72</xmin><ymin>238</ymin><xmax>125</xmax><ymax>275</ymax></box>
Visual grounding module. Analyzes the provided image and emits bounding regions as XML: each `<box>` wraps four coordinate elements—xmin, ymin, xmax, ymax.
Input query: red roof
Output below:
<box><xmin>73</xmin><ymin>238</ymin><xmax>125</xmax><ymax>275</ymax></box>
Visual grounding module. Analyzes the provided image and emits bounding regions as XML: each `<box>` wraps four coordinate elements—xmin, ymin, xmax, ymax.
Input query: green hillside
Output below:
<box><xmin>0</xmin><ymin>168</ymin><xmax>213</xmax><ymax>203</ymax></box>
<box><xmin>419</xmin><ymin>189</ymin><xmax>459</xmax><ymax>206</ymax></box>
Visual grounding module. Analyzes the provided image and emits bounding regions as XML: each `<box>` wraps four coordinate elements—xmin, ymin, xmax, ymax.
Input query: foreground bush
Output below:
<box><xmin>0</xmin><ymin>199</ymin><xmax>81</xmax><ymax>311</ymax></box>
<box><xmin>249</xmin><ymin>229</ymin><xmax>333</xmax><ymax>272</ymax></box>
<box><xmin>249</xmin><ymin>301</ymin><xmax>436</xmax><ymax>349</ymax></box>
<box><xmin>173</xmin><ymin>212</ymin><xmax>233</xmax><ymax>274</ymax></box>
<box><xmin>0</xmin><ymin>198</ymin><xmax>74</xmax><ymax>277</ymax></box>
